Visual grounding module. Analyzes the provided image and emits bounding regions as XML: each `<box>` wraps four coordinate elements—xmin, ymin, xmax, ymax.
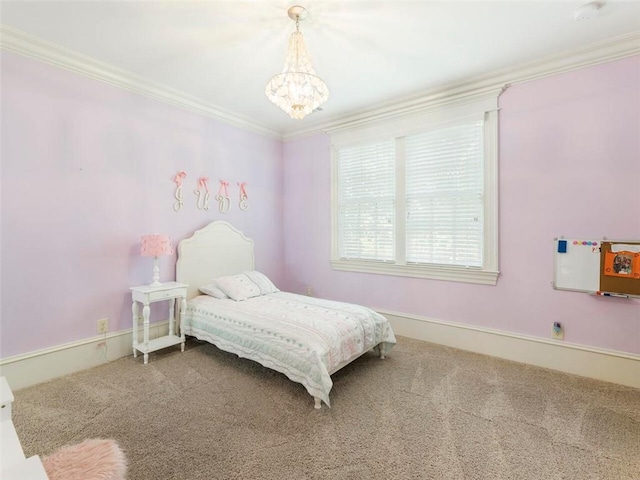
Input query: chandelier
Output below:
<box><xmin>265</xmin><ymin>6</ymin><xmax>329</xmax><ymax>120</ymax></box>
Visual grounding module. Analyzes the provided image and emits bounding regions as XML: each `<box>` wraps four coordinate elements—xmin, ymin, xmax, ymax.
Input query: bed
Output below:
<box><xmin>176</xmin><ymin>221</ymin><xmax>396</xmax><ymax>408</ymax></box>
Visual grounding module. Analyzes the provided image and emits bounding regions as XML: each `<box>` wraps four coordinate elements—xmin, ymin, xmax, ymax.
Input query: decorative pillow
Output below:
<box><xmin>199</xmin><ymin>283</ymin><xmax>229</xmax><ymax>299</ymax></box>
<box><xmin>214</xmin><ymin>274</ymin><xmax>261</xmax><ymax>301</ymax></box>
<box><xmin>243</xmin><ymin>270</ymin><xmax>280</xmax><ymax>295</ymax></box>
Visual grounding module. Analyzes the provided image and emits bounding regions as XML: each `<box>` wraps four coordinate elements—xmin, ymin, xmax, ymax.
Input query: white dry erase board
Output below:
<box><xmin>553</xmin><ymin>238</ymin><xmax>601</xmax><ymax>293</ymax></box>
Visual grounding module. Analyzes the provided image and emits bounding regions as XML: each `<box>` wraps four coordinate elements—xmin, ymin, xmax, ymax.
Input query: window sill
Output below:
<box><xmin>331</xmin><ymin>259</ymin><xmax>499</xmax><ymax>285</ymax></box>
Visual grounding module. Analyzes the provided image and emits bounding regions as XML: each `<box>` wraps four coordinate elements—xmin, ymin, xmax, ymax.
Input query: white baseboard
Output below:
<box><xmin>379</xmin><ymin>309</ymin><xmax>640</xmax><ymax>390</ymax></box>
<box><xmin>0</xmin><ymin>322</ymin><xmax>171</xmax><ymax>390</ymax></box>
<box><xmin>2</xmin><ymin>312</ymin><xmax>638</xmax><ymax>391</ymax></box>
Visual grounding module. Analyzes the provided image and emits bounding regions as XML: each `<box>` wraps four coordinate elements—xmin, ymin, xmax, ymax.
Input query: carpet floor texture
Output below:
<box><xmin>11</xmin><ymin>336</ymin><xmax>640</xmax><ymax>480</ymax></box>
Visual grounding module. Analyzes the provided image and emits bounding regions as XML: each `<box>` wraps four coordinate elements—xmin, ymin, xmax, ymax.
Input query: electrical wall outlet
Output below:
<box><xmin>552</xmin><ymin>322</ymin><xmax>564</xmax><ymax>340</ymax></box>
<box><xmin>306</xmin><ymin>287</ymin><xmax>313</xmax><ymax>296</ymax></box>
<box><xmin>97</xmin><ymin>318</ymin><xmax>108</xmax><ymax>335</ymax></box>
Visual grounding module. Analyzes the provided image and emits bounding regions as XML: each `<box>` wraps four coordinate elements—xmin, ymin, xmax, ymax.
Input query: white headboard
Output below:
<box><xmin>176</xmin><ymin>221</ymin><xmax>255</xmax><ymax>300</ymax></box>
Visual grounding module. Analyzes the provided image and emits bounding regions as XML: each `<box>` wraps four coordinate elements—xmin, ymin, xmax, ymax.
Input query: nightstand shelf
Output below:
<box><xmin>130</xmin><ymin>282</ymin><xmax>188</xmax><ymax>364</ymax></box>
<box><xmin>134</xmin><ymin>334</ymin><xmax>184</xmax><ymax>354</ymax></box>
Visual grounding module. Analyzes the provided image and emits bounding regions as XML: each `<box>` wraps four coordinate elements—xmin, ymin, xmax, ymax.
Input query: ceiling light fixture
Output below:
<box><xmin>265</xmin><ymin>5</ymin><xmax>329</xmax><ymax>120</ymax></box>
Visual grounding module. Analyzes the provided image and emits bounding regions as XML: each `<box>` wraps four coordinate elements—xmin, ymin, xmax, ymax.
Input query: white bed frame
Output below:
<box><xmin>176</xmin><ymin>221</ymin><xmax>386</xmax><ymax>409</ymax></box>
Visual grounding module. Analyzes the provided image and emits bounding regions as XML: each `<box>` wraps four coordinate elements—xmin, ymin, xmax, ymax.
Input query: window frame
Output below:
<box><xmin>330</xmin><ymin>97</ymin><xmax>500</xmax><ymax>286</ymax></box>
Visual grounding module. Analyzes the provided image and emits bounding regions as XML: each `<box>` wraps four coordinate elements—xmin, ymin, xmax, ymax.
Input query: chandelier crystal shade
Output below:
<box><xmin>265</xmin><ymin>6</ymin><xmax>329</xmax><ymax>120</ymax></box>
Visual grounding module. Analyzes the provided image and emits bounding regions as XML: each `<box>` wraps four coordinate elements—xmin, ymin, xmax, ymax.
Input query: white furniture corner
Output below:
<box><xmin>130</xmin><ymin>282</ymin><xmax>188</xmax><ymax>364</ymax></box>
<box><xmin>1</xmin><ymin>376</ymin><xmax>49</xmax><ymax>479</ymax></box>
<box><xmin>1</xmin><ymin>375</ymin><xmax>15</xmax><ymax>422</ymax></box>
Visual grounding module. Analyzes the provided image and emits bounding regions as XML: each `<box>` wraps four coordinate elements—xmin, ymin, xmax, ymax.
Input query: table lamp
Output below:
<box><xmin>140</xmin><ymin>234</ymin><xmax>173</xmax><ymax>286</ymax></box>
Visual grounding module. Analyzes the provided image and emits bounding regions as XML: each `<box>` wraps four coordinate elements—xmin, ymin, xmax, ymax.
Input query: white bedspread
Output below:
<box><xmin>182</xmin><ymin>292</ymin><xmax>396</xmax><ymax>406</ymax></box>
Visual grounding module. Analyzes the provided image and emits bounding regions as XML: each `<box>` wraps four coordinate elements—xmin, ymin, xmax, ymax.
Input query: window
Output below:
<box><xmin>405</xmin><ymin>121</ymin><xmax>484</xmax><ymax>267</ymax></box>
<box><xmin>331</xmin><ymin>98</ymin><xmax>499</xmax><ymax>285</ymax></box>
<box><xmin>337</xmin><ymin>140</ymin><xmax>395</xmax><ymax>262</ymax></box>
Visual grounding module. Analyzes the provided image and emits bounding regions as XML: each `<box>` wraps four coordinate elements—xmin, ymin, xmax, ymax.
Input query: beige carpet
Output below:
<box><xmin>11</xmin><ymin>336</ymin><xmax>640</xmax><ymax>480</ymax></box>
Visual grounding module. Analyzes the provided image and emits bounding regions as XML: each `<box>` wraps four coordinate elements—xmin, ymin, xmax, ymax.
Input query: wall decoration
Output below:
<box><xmin>217</xmin><ymin>180</ymin><xmax>231</xmax><ymax>214</ymax></box>
<box><xmin>173</xmin><ymin>171</ymin><xmax>186</xmax><ymax>212</ymax></box>
<box><xmin>604</xmin><ymin>246</ymin><xmax>640</xmax><ymax>278</ymax></box>
<box><xmin>194</xmin><ymin>177</ymin><xmax>210</xmax><ymax>210</ymax></box>
<box><xmin>238</xmin><ymin>182</ymin><xmax>249</xmax><ymax>211</ymax></box>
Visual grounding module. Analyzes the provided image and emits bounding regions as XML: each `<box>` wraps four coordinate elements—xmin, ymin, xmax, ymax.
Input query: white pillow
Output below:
<box><xmin>215</xmin><ymin>274</ymin><xmax>261</xmax><ymax>301</ymax></box>
<box><xmin>199</xmin><ymin>283</ymin><xmax>229</xmax><ymax>299</ymax></box>
<box><xmin>243</xmin><ymin>270</ymin><xmax>279</xmax><ymax>295</ymax></box>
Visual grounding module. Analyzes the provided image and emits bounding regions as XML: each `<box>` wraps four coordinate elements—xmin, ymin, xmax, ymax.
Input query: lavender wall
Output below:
<box><xmin>2</xmin><ymin>51</ymin><xmax>637</xmax><ymax>360</ymax></box>
<box><xmin>283</xmin><ymin>56</ymin><xmax>640</xmax><ymax>355</ymax></box>
<box><xmin>0</xmin><ymin>52</ymin><xmax>284</xmax><ymax>358</ymax></box>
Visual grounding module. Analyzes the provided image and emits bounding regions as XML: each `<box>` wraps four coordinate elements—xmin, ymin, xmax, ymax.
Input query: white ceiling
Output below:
<box><xmin>1</xmin><ymin>1</ymin><xmax>640</xmax><ymax>138</ymax></box>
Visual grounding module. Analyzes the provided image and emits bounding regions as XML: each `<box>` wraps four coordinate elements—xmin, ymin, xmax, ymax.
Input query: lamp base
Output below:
<box><xmin>150</xmin><ymin>256</ymin><xmax>161</xmax><ymax>287</ymax></box>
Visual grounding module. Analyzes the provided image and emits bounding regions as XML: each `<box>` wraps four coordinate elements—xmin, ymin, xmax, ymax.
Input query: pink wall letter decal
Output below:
<box><xmin>173</xmin><ymin>171</ymin><xmax>186</xmax><ymax>212</ymax></box>
<box><xmin>238</xmin><ymin>182</ymin><xmax>249</xmax><ymax>211</ymax></box>
<box><xmin>217</xmin><ymin>180</ymin><xmax>230</xmax><ymax>213</ymax></box>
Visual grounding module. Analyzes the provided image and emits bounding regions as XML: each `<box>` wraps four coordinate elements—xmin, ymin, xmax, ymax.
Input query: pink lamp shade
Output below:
<box><xmin>140</xmin><ymin>234</ymin><xmax>173</xmax><ymax>286</ymax></box>
<box><xmin>141</xmin><ymin>234</ymin><xmax>173</xmax><ymax>257</ymax></box>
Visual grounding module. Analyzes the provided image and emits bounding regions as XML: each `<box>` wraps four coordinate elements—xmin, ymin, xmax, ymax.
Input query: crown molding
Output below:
<box><xmin>1</xmin><ymin>25</ymin><xmax>638</xmax><ymax>143</ymax></box>
<box><xmin>0</xmin><ymin>25</ymin><xmax>282</xmax><ymax>140</ymax></box>
<box><xmin>325</xmin><ymin>84</ymin><xmax>506</xmax><ymax>137</ymax></box>
<box><xmin>284</xmin><ymin>30</ymin><xmax>640</xmax><ymax>141</ymax></box>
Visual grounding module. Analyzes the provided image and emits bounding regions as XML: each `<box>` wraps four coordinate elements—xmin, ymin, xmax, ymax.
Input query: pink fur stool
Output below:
<box><xmin>42</xmin><ymin>438</ymin><xmax>127</xmax><ymax>480</ymax></box>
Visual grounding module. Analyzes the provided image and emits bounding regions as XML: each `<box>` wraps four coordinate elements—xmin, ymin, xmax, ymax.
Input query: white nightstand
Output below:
<box><xmin>130</xmin><ymin>282</ymin><xmax>188</xmax><ymax>364</ymax></box>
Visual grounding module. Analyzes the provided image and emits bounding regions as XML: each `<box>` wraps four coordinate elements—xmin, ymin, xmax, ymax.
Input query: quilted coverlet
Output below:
<box><xmin>182</xmin><ymin>292</ymin><xmax>396</xmax><ymax>406</ymax></box>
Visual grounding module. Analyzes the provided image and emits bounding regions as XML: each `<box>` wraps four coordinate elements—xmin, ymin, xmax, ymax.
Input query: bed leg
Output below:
<box><xmin>379</xmin><ymin>343</ymin><xmax>386</xmax><ymax>360</ymax></box>
<box><xmin>314</xmin><ymin>397</ymin><xmax>322</xmax><ymax>410</ymax></box>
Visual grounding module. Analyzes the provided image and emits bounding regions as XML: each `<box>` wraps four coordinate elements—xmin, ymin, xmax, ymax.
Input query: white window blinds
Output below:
<box><xmin>337</xmin><ymin>140</ymin><xmax>395</xmax><ymax>261</ymax></box>
<box><xmin>405</xmin><ymin>119</ymin><xmax>484</xmax><ymax>267</ymax></box>
<box><xmin>331</xmin><ymin>94</ymin><xmax>499</xmax><ymax>285</ymax></box>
